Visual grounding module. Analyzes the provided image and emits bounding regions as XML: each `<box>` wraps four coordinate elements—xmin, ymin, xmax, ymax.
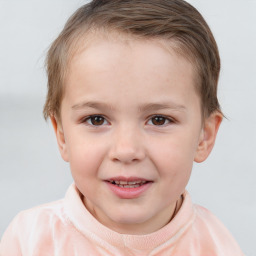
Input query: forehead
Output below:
<box><xmin>69</xmin><ymin>30</ymin><xmax>196</xmax><ymax>68</ymax></box>
<box><xmin>63</xmin><ymin>33</ymin><xmax>200</xmax><ymax>112</ymax></box>
<box><xmin>67</xmin><ymin>30</ymin><xmax>198</xmax><ymax>84</ymax></box>
<box><xmin>66</xmin><ymin>34</ymin><xmax>199</xmax><ymax>116</ymax></box>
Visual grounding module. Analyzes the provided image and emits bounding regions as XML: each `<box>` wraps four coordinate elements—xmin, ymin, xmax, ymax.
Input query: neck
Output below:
<box><xmin>83</xmin><ymin>194</ymin><xmax>184</xmax><ymax>235</ymax></box>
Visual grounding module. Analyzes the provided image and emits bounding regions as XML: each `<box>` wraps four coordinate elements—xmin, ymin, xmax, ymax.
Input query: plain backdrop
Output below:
<box><xmin>0</xmin><ymin>0</ymin><xmax>255</xmax><ymax>255</ymax></box>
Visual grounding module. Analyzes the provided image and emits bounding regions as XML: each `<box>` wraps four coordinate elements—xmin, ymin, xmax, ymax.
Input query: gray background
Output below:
<box><xmin>0</xmin><ymin>0</ymin><xmax>255</xmax><ymax>255</ymax></box>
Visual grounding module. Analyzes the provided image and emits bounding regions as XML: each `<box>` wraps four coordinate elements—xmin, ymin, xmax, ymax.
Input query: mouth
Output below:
<box><xmin>105</xmin><ymin>177</ymin><xmax>153</xmax><ymax>199</ymax></box>
<box><xmin>108</xmin><ymin>180</ymin><xmax>148</xmax><ymax>188</ymax></box>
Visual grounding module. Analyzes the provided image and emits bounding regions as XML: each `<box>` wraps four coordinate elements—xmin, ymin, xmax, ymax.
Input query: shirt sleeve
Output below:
<box><xmin>0</xmin><ymin>214</ymin><xmax>23</xmax><ymax>256</ymax></box>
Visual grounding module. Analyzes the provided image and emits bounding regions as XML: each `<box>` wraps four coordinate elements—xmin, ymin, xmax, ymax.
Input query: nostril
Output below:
<box><xmin>111</xmin><ymin>154</ymin><xmax>142</xmax><ymax>164</ymax></box>
<box><xmin>108</xmin><ymin>137</ymin><xmax>146</xmax><ymax>163</ymax></box>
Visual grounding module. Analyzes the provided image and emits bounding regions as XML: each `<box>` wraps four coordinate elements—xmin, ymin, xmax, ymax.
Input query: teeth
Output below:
<box><xmin>109</xmin><ymin>180</ymin><xmax>147</xmax><ymax>187</ymax></box>
<box><xmin>119</xmin><ymin>184</ymin><xmax>141</xmax><ymax>188</ymax></box>
<box><xmin>128</xmin><ymin>181</ymin><xmax>137</xmax><ymax>185</ymax></box>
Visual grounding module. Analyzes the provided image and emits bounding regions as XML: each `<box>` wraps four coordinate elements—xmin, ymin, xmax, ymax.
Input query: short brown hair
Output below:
<box><xmin>43</xmin><ymin>0</ymin><xmax>221</xmax><ymax>121</ymax></box>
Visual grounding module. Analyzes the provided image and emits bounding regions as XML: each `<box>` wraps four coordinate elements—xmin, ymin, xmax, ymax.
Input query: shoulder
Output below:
<box><xmin>193</xmin><ymin>204</ymin><xmax>232</xmax><ymax>236</ymax></box>
<box><xmin>0</xmin><ymin>200</ymin><xmax>69</xmax><ymax>255</ymax></box>
<box><xmin>191</xmin><ymin>204</ymin><xmax>244</xmax><ymax>255</ymax></box>
<box><xmin>11</xmin><ymin>199</ymin><xmax>66</xmax><ymax>230</ymax></box>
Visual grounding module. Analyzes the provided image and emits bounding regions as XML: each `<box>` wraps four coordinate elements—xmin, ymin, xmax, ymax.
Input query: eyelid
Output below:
<box><xmin>146</xmin><ymin>115</ymin><xmax>175</xmax><ymax>126</ymax></box>
<box><xmin>82</xmin><ymin>115</ymin><xmax>110</xmax><ymax>126</ymax></box>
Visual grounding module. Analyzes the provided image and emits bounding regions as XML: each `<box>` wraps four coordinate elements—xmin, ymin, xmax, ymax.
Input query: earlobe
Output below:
<box><xmin>194</xmin><ymin>112</ymin><xmax>223</xmax><ymax>163</ymax></box>
<box><xmin>50</xmin><ymin>116</ymin><xmax>69</xmax><ymax>162</ymax></box>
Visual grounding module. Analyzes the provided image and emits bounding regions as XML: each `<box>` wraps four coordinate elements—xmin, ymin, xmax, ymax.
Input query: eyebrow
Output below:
<box><xmin>139</xmin><ymin>102</ymin><xmax>187</xmax><ymax>112</ymax></box>
<box><xmin>72</xmin><ymin>101</ymin><xmax>115</xmax><ymax>111</ymax></box>
<box><xmin>71</xmin><ymin>101</ymin><xmax>186</xmax><ymax>112</ymax></box>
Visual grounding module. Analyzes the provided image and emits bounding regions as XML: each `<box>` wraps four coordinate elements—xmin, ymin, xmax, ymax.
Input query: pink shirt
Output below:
<box><xmin>0</xmin><ymin>184</ymin><xmax>244</xmax><ymax>256</ymax></box>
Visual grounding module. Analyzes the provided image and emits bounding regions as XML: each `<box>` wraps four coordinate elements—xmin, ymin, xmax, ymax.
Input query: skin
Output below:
<box><xmin>51</xmin><ymin>35</ymin><xmax>222</xmax><ymax>235</ymax></box>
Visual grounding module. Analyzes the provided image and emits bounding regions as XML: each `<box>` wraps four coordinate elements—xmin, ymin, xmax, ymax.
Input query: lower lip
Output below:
<box><xmin>106</xmin><ymin>182</ymin><xmax>152</xmax><ymax>199</ymax></box>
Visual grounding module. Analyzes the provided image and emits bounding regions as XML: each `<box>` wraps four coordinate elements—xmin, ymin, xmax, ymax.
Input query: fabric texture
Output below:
<box><xmin>0</xmin><ymin>184</ymin><xmax>244</xmax><ymax>256</ymax></box>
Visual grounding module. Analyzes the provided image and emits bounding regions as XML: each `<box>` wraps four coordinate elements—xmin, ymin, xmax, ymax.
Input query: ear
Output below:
<box><xmin>194</xmin><ymin>112</ymin><xmax>223</xmax><ymax>163</ymax></box>
<box><xmin>50</xmin><ymin>116</ymin><xmax>69</xmax><ymax>162</ymax></box>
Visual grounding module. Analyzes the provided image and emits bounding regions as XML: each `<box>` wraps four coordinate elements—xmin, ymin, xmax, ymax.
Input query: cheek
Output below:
<box><xmin>149</xmin><ymin>135</ymin><xmax>195</xmax><ymax>181</ymax></box>
<box><xmin>66</xmin><ymin>134</ymin><xmax>106</xmax><ymax>178</ymax></box>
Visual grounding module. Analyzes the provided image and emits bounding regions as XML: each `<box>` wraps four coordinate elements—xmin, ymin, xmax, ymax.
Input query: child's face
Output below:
<box><xmin>53</xmin><ymin>34</ymin><xmax>221</xmax><ymax>234</ymax></box>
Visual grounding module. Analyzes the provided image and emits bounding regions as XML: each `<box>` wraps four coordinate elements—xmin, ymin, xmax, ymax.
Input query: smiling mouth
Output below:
<box><xmin>105</xmin><ymin>177</ymin><xmax>153</xmax><ymax>198</ymax></box>
<box><xmin>108</xmin><ymin>180</ymin><xmax>148</xmax><ymax>188</ymax></box>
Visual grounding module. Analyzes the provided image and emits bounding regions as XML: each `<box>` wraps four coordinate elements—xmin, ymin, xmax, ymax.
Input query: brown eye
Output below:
<box><xmin>86</xmin><ymin>115</ymin><xmax>107</xmax><ymax>126</ymax></box>
<box><xmin>149</xmin><ymin>116</ymin><xmax>170</xmax><ymax>126</ymax></box>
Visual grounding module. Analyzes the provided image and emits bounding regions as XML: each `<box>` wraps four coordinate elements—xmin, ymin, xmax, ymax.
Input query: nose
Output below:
<box><xmin>108</xmin><ymin>126</ymin><xmax>146</xmax><ymax>164</ymax></box>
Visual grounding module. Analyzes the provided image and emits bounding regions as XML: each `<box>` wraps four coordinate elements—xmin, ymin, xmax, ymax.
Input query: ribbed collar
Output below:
<box><xmin>64</xmin><ymin>184</ymin><xmax>195</xmax><ymax>254</ymax></box>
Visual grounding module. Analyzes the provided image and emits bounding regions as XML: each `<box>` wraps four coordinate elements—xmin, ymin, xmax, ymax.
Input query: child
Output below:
<box><xmin>0</xmin><ymin>0</ymin><xmax>244</xmax><ymax>255</ymax></box>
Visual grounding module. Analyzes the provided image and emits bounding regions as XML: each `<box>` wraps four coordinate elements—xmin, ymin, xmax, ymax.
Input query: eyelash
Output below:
<box><xmin>83</xmin><ymin>115</ymin><xmax>109</xmax><ymax>126</ymax></box>
<box><xmin>147</xmin><ymin>115</ymin><xmax>174</xmax><ymax>126</ymax></box>
<box><xmin>82</xmin><ymin>115</ymin><xmax>174</xmax><ymax>127</ymax></box>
